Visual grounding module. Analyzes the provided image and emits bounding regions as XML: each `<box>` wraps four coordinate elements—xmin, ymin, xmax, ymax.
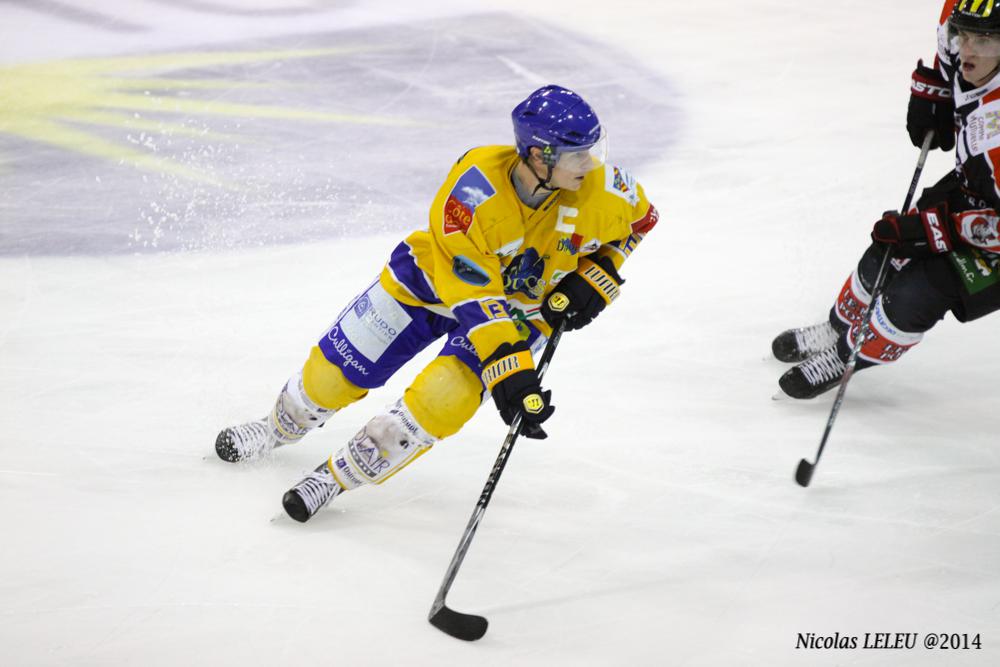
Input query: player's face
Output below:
<box><xmin>954</xmin><ymin>29</ymin><xmax>1000</xmax><ymax>86</ymax></box>
<box><xmin>549</xmin><ymin>167</ymin><xmax>584</xmax><ymax>190</ymax></box>
<box><xmin>546</xmin><ymin>134</ymin><xmax>608</xmax><ymax>190</ymax></box>
<box><xmin>549</xmin><ymin>161</ymin><xmax>589</xmax><ymax>190</ymax></box>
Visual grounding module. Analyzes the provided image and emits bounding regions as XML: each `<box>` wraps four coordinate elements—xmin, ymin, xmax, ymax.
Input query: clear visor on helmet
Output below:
<box><xmin>948</xmin><ymin>20</ymin><xmax>1000</xmax><ymax>57</ymax></box>
<box><xmin>553</xmin><ymin>131</ymin><xmax>608</xmax><ymax>174</ymax></box>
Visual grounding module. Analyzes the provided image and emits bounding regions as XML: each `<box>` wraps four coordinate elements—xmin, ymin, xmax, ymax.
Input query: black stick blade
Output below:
<box><xmin>795</xmin><ymin>459</ymin><xmax>814</xmax><ymax>487</ymax></box>
<box><xmin>429</xmin><ymin>605</ymin><xmax>489</xmax><ymax>641</ymax></box>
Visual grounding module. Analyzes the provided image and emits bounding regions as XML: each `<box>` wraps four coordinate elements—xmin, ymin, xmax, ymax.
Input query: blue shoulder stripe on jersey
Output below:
<box><xmin>387</xmin><ymin>241</ymin><xmax>441</xmax><ymax>304</ymax></box>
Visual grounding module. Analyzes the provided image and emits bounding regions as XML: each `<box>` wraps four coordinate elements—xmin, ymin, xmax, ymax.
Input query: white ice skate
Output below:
<box><xmin>282</xmin><ymin>462</ymin><xmax>343</xmax><ymax>523</ymax></box>
<box><xmin>215</xmin><ymin>419</ymin><xmax>278</xmax><ymax>462</ymax></box>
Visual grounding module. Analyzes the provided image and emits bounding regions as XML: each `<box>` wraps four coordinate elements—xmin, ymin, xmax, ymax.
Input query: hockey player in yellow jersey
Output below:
<box><xmin>215</xmin><ymin>85</ymin><xmax>659</xmax><ymax>522</ymax></box>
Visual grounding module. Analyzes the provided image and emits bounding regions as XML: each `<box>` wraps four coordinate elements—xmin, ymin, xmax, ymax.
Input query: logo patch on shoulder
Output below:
<box><xmin>605</xmin><ymin>165</ymin><xmax>639</xmax><ymax>206</ymax></box>
<box><xmin>443</xmin><ymin>166</ymin><xmax>496</xmax><ymax>235</ymax></box>
<box><xmin>452</xmin><ymin>255</ymin><xmax>491</xmax><ymax>286</ymax></box>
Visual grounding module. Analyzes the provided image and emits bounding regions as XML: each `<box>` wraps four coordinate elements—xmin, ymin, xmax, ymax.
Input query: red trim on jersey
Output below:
<box><xmin>985</xmin><ymin>88</ymin><xmax>1000</xmax><ymax>105</ymax></box>
<box><xmin>939</xmin><ymin>0</ymin><xmax>959</xmax><ymax>25</ymax></box>
<box><xmin>630</xmin><ymin>204</ymin><xmax>659</xmax><ymax>234</ymax></box>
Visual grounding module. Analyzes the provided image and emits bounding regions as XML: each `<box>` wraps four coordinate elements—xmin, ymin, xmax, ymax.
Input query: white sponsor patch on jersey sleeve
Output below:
<box><xmin>604</xmin><ymin>165</ymin><xmax>639</xmax><ymax>206</ymax></box>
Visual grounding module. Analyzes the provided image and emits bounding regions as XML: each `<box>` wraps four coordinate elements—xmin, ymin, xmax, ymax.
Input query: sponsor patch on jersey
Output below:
<box><xmin>479</xmin><ymin>298</ymin><xmax>509</xmax><ymax>321</ymax></box>
<box><xmin>580</xmin><ymin>238</ymin><xmax>601</xmax><ymax>253</ymax></box>
<box><xmin>948</xmin><ymin>246</ymin><xmax>1000</xmax><ymax>294</ymax></box>
<box><xmin>339</xmin><ymin>284</ymin><xmax>412</xmax><ymax>361</ymax></box>
<box><xmin>550</xmin><ymin>269</ymin><xmax>570</xmax><ymax>286</ymax></box>
<box><xmin>955</xmin><ymin>209</ymin><xmax>1000</xmax><ymax>251</ymax></box>
<box><xmin>557</xmin><ymin>233</ymin><xmax>584</xmax><ymax>255</ymax></box>
<box><xmin>443</xmin><ymin>166</ymin><xmax>496</xmax><ymax>235</ymax></box>
<box><xmin>605</xmin><ymin>165</ymin><xmax>639</xmax><ymax>206</ymax></box>
<box><xmin>964</xmin><ymin>103</ymin><xmax>1000</xmax><ymax>156</ymax></box>
<box><xmin>452</xmin><ymin>255</ymin><xmax>491</xmax><ymax>286</ymax></box>
<box><xmin>496</xmin><ymin>237</ymin><xmax>523</xmax><ymax>258</ymax></box>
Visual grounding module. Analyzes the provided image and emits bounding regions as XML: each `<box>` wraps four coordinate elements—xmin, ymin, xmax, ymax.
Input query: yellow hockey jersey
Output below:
<box><xmin>379</xmin><ymin>145</ymin><xmax>658</xmax><ymax>362</ymax></box>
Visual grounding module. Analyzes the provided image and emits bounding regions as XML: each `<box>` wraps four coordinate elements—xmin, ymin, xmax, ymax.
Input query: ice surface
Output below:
<box><xmin>1</xmin><ymin>1</ymin><xmax>997</xmax><ymax>666</ymax></box>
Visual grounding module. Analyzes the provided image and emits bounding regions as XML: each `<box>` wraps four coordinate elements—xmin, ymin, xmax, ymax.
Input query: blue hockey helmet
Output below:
<box><xmin>511</xmin><ymin>85</ymin><xmax>607</xmax><ymax>171</ymax></box>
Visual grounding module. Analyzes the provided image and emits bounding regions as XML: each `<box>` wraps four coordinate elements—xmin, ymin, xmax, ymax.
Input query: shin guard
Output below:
<box><xmin>328</xmin><ymin>398</ymin><xmax>437</xmax><ymax>491</ymax></box>
<box><xmin>833</xmin><ymin>269</ymin><xmax>872</xmax><ymax>330</ymax></box>
<box><xmin>850</xmin><ymin>296</ymin><xmax>923</xmax><ymax>364</ymax></box>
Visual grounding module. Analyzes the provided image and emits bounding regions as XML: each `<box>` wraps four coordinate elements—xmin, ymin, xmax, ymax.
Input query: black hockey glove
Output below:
<box><xmin>481</xmin><ymin>340</ymin><xmax>554</xmax><ymax>439</ymax></box>
<box><xmin>540</xmin><ymin>255</ymin><xmax>624</xmax><ymax>331</ymax></box>
<box><xmin>907</xmin><ymin>60</ymin><xmax>955</xmax><ymax>151</ymax></box>
<box><xmin>872</xmin><ymin>205</ymin><xmax>954</xmax><ymax>258</ymax></box>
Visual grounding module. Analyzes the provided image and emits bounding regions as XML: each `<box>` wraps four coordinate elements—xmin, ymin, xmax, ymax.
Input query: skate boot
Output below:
<box><xmin>771</xmin><ymin>321</ymin><xmax>840</xmax><ymax>363</ymax></box>
<box><xmin>282</xmin><ymin>461</ymin><xmax>343</xmax><ymax>523</ymax></box>
<box><xmin>778</xmin><ymin>346</ymin><xmax>846</xmax><ymax>399</ymax></box>
<box><xmin>215</xmin><ymin>419</ymin><xmax>278</xmax><ymax>462</ymax></box>
<box><xmin>216</xmin><ymin>371</ymin><xmax>337</xmax><ymax>463</ymax></box>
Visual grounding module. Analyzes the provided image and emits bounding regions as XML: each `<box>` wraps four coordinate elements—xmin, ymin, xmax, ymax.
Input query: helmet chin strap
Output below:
<box><xmin>527</xmin><ymin>160</ymin><xmax>558</xmax><ymax>195</ymax></box>
<box><xmin>986</xmin><ymin>61</ymin><xmax>1000</xmax><ymax>84</ymax></box>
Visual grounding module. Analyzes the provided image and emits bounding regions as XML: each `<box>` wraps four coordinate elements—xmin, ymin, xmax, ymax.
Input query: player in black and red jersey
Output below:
<box><xmin>774</xmin><ymin>0</ymin><xmax>1000</xmax><ymax>398</ymax></box>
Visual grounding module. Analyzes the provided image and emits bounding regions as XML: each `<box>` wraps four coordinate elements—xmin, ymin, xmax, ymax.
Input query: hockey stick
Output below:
<box><xmin>795</xmin><ymin>130</ymin><xmax>935</xmax><ymax>488</ymax></box>
<box><xmin>428</xmin><ymin>321</ymin><xmax>566</xmax><ymax>641</ymax></box>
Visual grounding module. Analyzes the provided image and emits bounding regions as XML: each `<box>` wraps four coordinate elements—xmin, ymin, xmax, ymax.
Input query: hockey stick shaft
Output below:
<box><xmin>429</xmin><ymin>322</ymin><xmax>566</xmax><ymax>618</ymax></box>
<box><xmin>797</xmin><ymin>130</ymin><xmax>934</xmax><ymax>486</ymax></box>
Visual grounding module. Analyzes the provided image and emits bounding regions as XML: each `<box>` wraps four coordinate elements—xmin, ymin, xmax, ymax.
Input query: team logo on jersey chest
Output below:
<box><xmin>503</xmin><ymin>247</ymin><xmax>546</xmax><ymax>299</ymax></box>
<box><xmin>443</xmin><ymin>166</ymin><xmax>496</xmax><ymax>235</ymax></box>
<box><xmin>956</xmin><ymin>209</ymin><xmax>1000</xmax><ymax>250</ymax></box>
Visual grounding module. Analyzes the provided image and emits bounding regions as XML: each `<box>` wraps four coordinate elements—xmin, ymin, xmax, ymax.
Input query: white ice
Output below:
<box><xmin>1</xmin><ymin>1</ymin><xmax>998</xmax><ymax>666</ymax></box>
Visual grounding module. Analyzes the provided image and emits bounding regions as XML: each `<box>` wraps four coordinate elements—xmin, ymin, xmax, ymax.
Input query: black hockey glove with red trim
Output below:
<box><xmin>481</xmin><ymin>340</ymin><xmax>554</xmax><ymax>440</ymax></box>
<box><xmin>907</xmin><ymin>60</ymin><xmax>955</xmax><ymax>151</ymax></box>
<box><xmin>540</xmin><ymin>255</ymin><xmax>624</xmax><ymax>331</ymax></box>
<box><xmin>871</xmin><ymin>205</ymin><xmax>954</xmax><ymax>257</ymax></box>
